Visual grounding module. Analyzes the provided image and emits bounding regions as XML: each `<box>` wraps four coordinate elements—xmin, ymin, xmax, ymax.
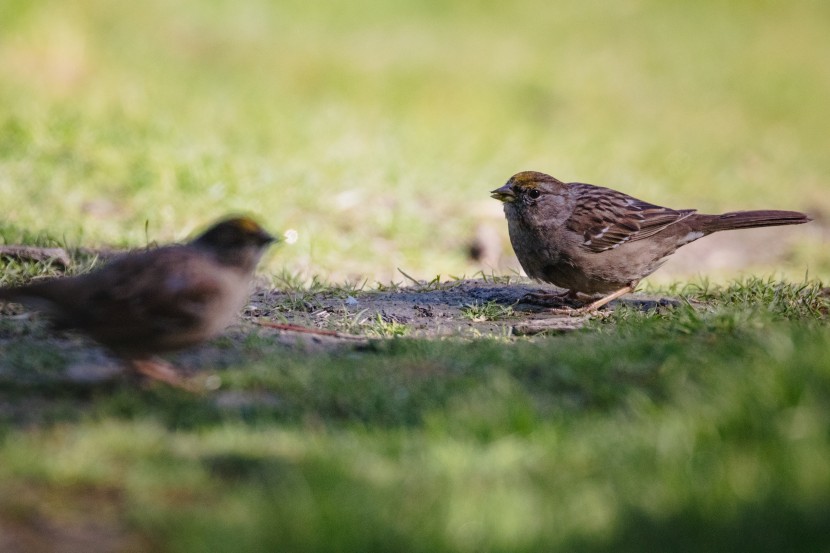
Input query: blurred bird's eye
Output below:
<box><xmin>528</xmin><ymin>189</ymin><xmax>541</xmax><ymax>199</ymax></box>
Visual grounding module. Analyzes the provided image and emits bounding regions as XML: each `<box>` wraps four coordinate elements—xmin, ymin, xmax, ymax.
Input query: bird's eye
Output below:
<box><xmin>527</xmin><ymin>189</ymin><xmax>541</xmax><ymax>200</ymax></box>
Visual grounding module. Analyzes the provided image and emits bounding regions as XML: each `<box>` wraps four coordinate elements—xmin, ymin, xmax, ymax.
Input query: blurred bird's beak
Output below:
<box><xmin>258</xmin><ymin>230</ymin><xmax>279</xmax><ymax>245</ymax></box>
<box><xmin>490</xmin><ymin>184</ymin><xmax>516</xmax><ymax>203</ymax></box>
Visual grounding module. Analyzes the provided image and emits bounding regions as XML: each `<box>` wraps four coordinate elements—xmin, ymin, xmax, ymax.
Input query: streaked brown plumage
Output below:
<box><xmin>492</xmin><ymin>171</ymin><xmax>811</xmax><ymax>311</ymax></box>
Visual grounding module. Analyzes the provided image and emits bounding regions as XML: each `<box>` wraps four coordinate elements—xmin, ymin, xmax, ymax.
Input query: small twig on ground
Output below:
<box><xmin>0</xmin><ymin>245</ymin><xmax>71</xmax><ymax>267</ymax></box>
<box><xmin>254</xmin><ymin>320</ymin><xmax>370</xmax><ymax>341</ymax></box>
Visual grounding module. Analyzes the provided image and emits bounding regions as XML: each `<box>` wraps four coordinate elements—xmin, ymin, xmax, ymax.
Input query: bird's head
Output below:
<box><xmin>193</xmin><ymin>216</ymin><xmax>278</xmax><ymax>270</ymax></box>
<box><xmin>490</xmin><ymin>171</ymin><xmax>566</xmax><ymax>205</ymax></box>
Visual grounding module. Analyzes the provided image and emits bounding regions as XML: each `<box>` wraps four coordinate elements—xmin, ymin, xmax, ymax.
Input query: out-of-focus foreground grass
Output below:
<box><xmin>1</xmin><ymin>282</ymin><xmax>829</xmax><ymax>552</ymax></box>
<box><xmin>1</xmin><ymin>0</ymin><xmax>828</xmax><ymax>281</ymax></box>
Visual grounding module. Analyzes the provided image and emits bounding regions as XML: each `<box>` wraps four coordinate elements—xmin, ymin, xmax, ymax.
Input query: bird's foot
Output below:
<box><xmin>128</xmin><ymin>358</ymin><xmax>206</xmax><ymax>393</ymax></box>
<box><xmin>545</xmin><ymin>285</ymin><xmax>636</xmax><ymax>317</ymax></box>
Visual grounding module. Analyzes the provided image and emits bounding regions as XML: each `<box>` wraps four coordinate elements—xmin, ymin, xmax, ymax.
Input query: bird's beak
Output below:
<box><xmin>490</xmin><ymin>184</ymin><xmax>516</xmax><ymax>203</ymax></box>
<box><xmin>258</xmin><ymin>230</ymin><xmax>279</xmax><ymax>246</ymax></box>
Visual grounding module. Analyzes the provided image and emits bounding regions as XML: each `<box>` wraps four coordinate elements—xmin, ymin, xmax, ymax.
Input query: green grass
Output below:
<box><xmin>1</xmin><ymin>0</ymin><xmax>828</xmax><ymax>282</ymax></box>
<box><xmin>1</xmin><ymin>278</ymin><xmax>829</xmax><ymax>551</ymax></box>
<box><xmin>461</xmin><ymin>300</ymin><xmax>516</xmax><ymax>322</ymax></box>
<box><xmin>2</xmin><ymin>1</ymin><xmax>830</xmax><ymax>551</ymax></box>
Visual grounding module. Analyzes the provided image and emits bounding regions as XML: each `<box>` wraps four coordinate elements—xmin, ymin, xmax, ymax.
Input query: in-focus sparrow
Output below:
<box><xmin>492</xmin><ymin>171</ymin><xmax>811</xmax><ymax>313</ymax></box>
<box><xmin>0</xmin><ymin>216</ymin><xmax>277</xmax><ymax>386</ymax></box>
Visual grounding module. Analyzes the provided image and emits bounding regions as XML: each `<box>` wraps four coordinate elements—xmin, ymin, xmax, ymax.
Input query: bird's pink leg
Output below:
<box><xmin>546</xmin><ymin>282</ymin><xmax>638</xmax><ymax>316</ymax></box>
<box><xmin>128</xmin><ymin>358</ymin><xmax>201</xmax><ymax>392</ymax></box>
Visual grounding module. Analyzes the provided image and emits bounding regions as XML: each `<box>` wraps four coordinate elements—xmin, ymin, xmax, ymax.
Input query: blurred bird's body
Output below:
<box><xmin>0</xmin><ymin>216</ymin><xmax>276</xmax><ymax>385</ymax></box>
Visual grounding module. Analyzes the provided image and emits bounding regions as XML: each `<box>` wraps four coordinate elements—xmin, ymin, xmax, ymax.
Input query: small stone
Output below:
<box><xmin>65</xmin><ymin>361</ymin><xmax>124</xmax><ymax>384</ymax></box>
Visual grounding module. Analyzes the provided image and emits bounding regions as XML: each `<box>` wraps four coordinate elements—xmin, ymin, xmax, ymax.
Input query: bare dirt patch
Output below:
<box><xmin>248</xmin><ymin>278</ymin><xmax>675</xmax><ymax>339</ymax></box>
<box><xmin>0</xmin><ymin>278</ymin><xmax>676</xmax><ymax>392</ymax></box>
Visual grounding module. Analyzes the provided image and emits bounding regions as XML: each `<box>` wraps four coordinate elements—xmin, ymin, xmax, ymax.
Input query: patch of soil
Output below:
<box><xmin>0</xmin><ymin>279</ymin><xmax>674</xmax><ymax>395</ymax></box>
<box><xmin>248</xmin><ymin>278</ymin><xmax>674</xmax><ymax>339</ymax></box>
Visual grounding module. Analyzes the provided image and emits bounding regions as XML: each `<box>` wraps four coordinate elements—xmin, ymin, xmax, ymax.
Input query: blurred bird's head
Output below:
<box><xmin>193</xmin><ymin>216</ymin><xmax>278</xmax><ymax>271</ymax></box>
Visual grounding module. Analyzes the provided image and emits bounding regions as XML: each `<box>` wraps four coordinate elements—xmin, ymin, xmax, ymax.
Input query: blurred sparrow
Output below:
<box><xmin>492</xmin><ymin>171</ymin><xmax>811</xmax><ymax>313</ymax></box>
<box><xmin>0</xmin><ymin>216</ymin><xmax>277</xmax><ymax>386</ymax></box>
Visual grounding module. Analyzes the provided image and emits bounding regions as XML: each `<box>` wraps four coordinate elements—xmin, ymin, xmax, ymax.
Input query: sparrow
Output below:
<box><xmin>492</xmin><ymin>171</ymin><xmax>811</xmax><ymax>313</ymax></box>
<box><xmin>0</xmin><ymin>216</ymin><xmax>277</xmax><ymax>386</ymax></box>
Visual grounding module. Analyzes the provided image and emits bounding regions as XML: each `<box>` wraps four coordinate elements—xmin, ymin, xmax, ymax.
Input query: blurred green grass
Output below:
<box><xmin>1</xmin><ymin>288</ymin><xmax>829</xmax><ymax>551</ymax></box>
<box><xmin>1</xmin><ymin>0</ymin><xmax>828</xmax><ymax>281</ymax></box>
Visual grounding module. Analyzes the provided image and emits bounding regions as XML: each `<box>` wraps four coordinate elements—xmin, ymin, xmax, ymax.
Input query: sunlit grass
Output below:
<box><xmin>0</xmin><ymin>0</ymin><xmax>827</xmax><ymax>281</ymax></box>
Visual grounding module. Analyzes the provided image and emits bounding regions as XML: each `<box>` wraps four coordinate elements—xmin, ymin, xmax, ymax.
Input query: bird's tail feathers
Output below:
<box><xmin>697</xmin><ymin>210</ymin><xmax>811</xmax><ymax>233</ymax></box>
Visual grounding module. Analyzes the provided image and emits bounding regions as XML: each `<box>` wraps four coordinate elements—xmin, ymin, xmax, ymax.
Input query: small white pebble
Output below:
<box><xmin>345</xmin><ymin>295</ymin><xmax>359</xmax><ymax>305</ymax></box>
<box><xmin>203</xmin><ymin>374</ymin><xmax>222</xmax><ymax>391</ymax></box>
<box><xmin>283</xmin><ymin>228</ymin><xmax>299</xmax><ymax>244</ymax></box>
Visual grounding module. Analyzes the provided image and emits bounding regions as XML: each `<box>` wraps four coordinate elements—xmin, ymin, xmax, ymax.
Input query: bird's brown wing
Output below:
<box><xmin>78</xmin><ymin>248</ymin><xmax>224</xmax><ymax>343</ymax></box>
<box><xmin>566</xmin><ymin>183</ymin><xmax>696</xmax><ymax>253</ymax></box>
<box><xmin>7</xmin><ymin>247</ymin><xmax>226</xmax><ymax>352</ymax></box>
